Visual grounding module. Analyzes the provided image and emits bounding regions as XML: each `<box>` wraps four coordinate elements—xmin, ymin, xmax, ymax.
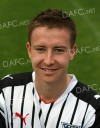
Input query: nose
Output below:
<box><xmin>44</xmin><ymin>50</ymin><xmax>54</xmax><ymax>66</ymax></box>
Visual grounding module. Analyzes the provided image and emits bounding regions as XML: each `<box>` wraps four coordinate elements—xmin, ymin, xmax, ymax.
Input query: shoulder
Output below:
<box><xmin>71</xmin><ymin>81</ymin><xmax>100</xmax><ymax>110</ymax></box>
<box><xmin>0</xmin><ymin>72</ymin><xmax>33</xmax><ymax>92</ymax></box>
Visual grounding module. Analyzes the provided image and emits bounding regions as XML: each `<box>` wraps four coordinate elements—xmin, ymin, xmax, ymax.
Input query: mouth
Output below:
<box><xmin>40</xmin><ymin>68</ymin><xmax>58</xmax><ymax>73</ymax></box>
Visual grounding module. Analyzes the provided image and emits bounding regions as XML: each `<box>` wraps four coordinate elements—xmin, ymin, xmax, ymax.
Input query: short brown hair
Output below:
<box><xmin>28</xmin><ymin>9</ymin><xmax>76</xmax><ymax>47</ymax></box>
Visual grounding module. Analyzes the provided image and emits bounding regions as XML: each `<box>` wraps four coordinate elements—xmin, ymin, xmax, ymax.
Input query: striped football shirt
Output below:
<box><xmin>0</xmin><ymin>72</ymin><xmax>100</xmax><ymax>128</ymax></box>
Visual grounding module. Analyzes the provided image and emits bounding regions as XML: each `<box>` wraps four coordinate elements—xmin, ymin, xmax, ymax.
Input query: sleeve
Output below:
<box><xmin>89</xmin><ymin>107</ymin><xmax>100</xmax><ymax>128</ymax></box>
<box><xmin>0</xmin><ymin>80</ymin><xmax>6</xmax><ymax>128</ymax></box>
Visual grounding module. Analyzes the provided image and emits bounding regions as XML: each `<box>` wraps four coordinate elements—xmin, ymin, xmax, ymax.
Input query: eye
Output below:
<box><xmin>35</xmin><ymin>47</ymin><xmax>46</xmax><ymax>52</ymax></box>
<box><xmin>54</xmin><ymin>48</ymin><xmax>65</xmax><ymax>53</ymax></box>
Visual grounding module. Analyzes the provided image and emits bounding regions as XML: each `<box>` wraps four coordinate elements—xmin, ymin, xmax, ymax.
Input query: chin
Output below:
<box><xmin>42</xmin><ymin>77</ymin><xmax>58</xmax><ymax>84</ymax></box>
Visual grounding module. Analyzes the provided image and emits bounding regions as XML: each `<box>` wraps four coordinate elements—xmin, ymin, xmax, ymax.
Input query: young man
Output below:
<box><xmin>0</xmin><ymin>9</ymin><xmax>100</xmax><ymax>128</ymax></box>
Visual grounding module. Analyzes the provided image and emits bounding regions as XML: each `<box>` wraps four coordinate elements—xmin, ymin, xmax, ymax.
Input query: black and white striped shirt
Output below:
<box><xmin>0</xmin><ymin>72</ymin><xmax>100</xmax><ymax>128</ymax></box>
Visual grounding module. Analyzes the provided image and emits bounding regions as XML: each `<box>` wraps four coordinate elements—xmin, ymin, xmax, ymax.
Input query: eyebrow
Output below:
<box><xmin>53</xmin><ymin>46</ymin><xmax>67</xmax><ymax>49</ymax></box>
<box><xmin>32</xmin><ymin>45</ymin><xmax>45</xmax><ymax>48</ymax></box>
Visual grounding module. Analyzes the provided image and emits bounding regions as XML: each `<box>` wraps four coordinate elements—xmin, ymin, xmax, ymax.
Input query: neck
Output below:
<box><xmin>35</xmin><ymin>74</ymin><xmax>72</xmax><ymax>103</ymax></box>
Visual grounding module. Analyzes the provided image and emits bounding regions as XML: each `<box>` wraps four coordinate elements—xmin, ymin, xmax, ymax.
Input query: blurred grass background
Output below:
<box><xmin>0</xmin><ymin>0</ymin><xmax>100</xmax><ymax>93</ymax></box>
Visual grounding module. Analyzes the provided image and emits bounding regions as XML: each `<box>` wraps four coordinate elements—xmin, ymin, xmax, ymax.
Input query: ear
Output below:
<box><xmin>26</xmin><ymin>42</ymin><xmax>32</xmax><ymax>59</ymax></box>
<box><xmin>69</xmin><ymin>44</ymin><xmax>77</xmax><ymax>60</ymax></box>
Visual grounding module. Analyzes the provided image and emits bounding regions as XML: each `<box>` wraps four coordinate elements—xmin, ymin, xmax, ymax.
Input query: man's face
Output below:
<box><xmin>26</xmin><ymin>27</ymin><xmax>77</xmax><ymax>83</ymax></box>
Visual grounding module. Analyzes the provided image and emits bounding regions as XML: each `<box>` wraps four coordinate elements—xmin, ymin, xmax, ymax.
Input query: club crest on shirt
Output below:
<box><xmin>61</xmin><ymin>122</ymin><xmax>81</xmax><ymax>128</ymax></box>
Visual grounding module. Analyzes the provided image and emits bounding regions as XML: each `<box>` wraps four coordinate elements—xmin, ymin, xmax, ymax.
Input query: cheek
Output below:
<box><xmin>30</xmin><ymin>54</ymin><xmax>43</xmax><ymax>65</ymax></box>
<box><xmin>56</xmin><ymin>55</ymin><xmax>70</xmax><ymax>66</ymax></box>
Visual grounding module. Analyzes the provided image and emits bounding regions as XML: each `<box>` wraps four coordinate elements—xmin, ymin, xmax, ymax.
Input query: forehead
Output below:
<box><xmin>31</xmin><ymin>27</ymin><xmax>71</xmax><ymax>46</ymax></box>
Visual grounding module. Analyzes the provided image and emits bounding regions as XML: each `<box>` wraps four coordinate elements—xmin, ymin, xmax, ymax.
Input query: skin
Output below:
<box><xmin>26</xmin><ymin>27</ymin><xmax>77</xmax><ymax>103</ymax></box>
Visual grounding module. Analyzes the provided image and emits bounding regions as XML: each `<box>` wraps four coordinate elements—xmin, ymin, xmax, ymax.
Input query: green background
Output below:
<box><xmin>0</xmin><ymin>0</ymin><xmax>100</xmax><ymax>93</ymax></box>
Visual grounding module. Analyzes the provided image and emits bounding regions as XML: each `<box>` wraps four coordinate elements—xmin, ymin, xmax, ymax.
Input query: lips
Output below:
<box><xmin>41</xmin><ymin>68</ymin><xmax>58</xmax><ymax>72</ymax></box>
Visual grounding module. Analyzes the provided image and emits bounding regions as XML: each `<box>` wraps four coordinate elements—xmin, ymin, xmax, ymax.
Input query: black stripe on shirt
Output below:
<box><xmin>20</xmin><ymin>85</ymin><xmax>27</xmax><ymax>128</ymax></box>
<box><xmin>2</xmin><ymin>91</ymin><xmax>9</xmax><ymax>128</ymax></box>
<box><xmin>70</xmin><ymin>98</ymin><xmax>79</xmax><ymax>124</ymax></box>
<box><xmin>39</xmin><ymin>100</ymin><xmax>42</xmax><ymax>119</ymax></box>
<box><xmin>56</xmin><ymin>93</ymin><xmax>69</xmax><ymax>128</ymax></box>
<box><xmin>39</xmin><ymin>109</ymin><xmax>42</xmax><ymax>119</ymax></box>
<box><xmin>31</xmin><ymin>102</ymin><xmax>35</xmax><ymax>128</ymax></box>
<box><xmin>0</xmin><ymin>108</ymin><xmax>4</xmax><ymax>114</ymax></box>
<box><xmin>0</xmin><ymin>113</ymin><xmax>6</xmax><ymax>128</ymax></box>
<box><xmin>45</xmin><ymin>103</ymin><xmax>54</xmax><ymax>127</ymax></box>
<box><xmin>81</xmin><ymin>103</ymin><xmax>89</xmax><ymax>127</ymax></box>
<box><xmin>10</xmin><ymin>86</ymin><xmax>14</xmax><ymax>128</ymax></box>
<box><xmin>31</xmin><ymin>88</ymin><xmax>35</xmax><ymax>128</ymax></box>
